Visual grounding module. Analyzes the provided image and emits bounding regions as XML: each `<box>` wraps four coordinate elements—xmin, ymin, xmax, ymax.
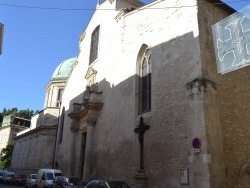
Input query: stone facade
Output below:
<box><xmin>198</xmin><ymin>1</ymin><xmax>250</xmax><ymax>187</ymax></box>
<box><xmin>10</xmin><ymin>58</ymin><xmax>73</xmax><ymax>175</ymax></box>
<box><xmin>0</xmin><ymin>115</ymin><xmax>30</xmax><ymax>153</ymax></box>
<box><xmin>10</xmin><ymin>0</ymin><xmax>250</xmax><ymax>187</ymax></box>
<box><xmin>10</xmin><ymin>126</ymin><xmax>57</xmax><ymax>175</ymax></box>
<box><xmin>54</xmin><ymin>0</ymin><xmax>233</xmax><ymax>187</ymax></box>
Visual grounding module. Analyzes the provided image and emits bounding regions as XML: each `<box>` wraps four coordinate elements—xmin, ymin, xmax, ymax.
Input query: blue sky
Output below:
<box><xmin>0</xmin><ymin>0</ymin><xmax>249</xmax><ymax>112</ymax></box>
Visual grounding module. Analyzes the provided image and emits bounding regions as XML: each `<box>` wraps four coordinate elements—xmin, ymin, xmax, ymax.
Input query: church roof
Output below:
<box><xmin>52</xmin><ymin>57</ymin><xmax>76</xmax><ymax>80</ymax></box>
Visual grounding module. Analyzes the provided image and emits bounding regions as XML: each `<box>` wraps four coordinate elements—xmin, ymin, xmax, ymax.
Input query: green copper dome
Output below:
<box><xmin>52</xmin><ymin>57</ymin><xmax>76</xmax><ymax>80</ymax></box>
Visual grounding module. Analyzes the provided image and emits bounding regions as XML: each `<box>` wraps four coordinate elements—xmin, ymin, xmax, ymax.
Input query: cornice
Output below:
<box><xmin>68</xmin><ymin>100</ymin><xmax>103</xmax><ymax>120</ymax></box>
<box><xmin>79</xmin><ymin>32</ymin><xmax>86</xmax><ymax>42</ymax></box>
<box><xmin>13</xmin><ymin>125</ymin><xmax>58</xmax><ymax>140</ymax></box>
<box><xmin>45</xmin><ymin>80</ymin><xmax>66</xmax><ymax>91</ymax></box>
<box><xmin>207</xmin><ymin>0</ymin><xmax>235</xmax><ymax>13</ymax></box>
<box><xmin>84</xmin><ymin>101</ymin><xmax>104</xmax><ymax>111</ymax></box>
<box><xmin>122</xmin><ymin>0</ymin><xmax>144</xmax><ymax>7</ymax></box>
<box><xmin>68</xmin><ymin>108</ymin><xmax>88</xmax><ymax>120</ymax></box>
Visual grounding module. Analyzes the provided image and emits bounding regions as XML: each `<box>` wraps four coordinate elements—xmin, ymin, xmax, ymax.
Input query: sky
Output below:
<box><xmin>0</xmin><ymin>0</ymin><xmax>249</xmax><ymax>113</ymax></box>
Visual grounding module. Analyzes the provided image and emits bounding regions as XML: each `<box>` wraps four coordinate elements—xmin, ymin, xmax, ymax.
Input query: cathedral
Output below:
<box><xmin>10</xmin><ymin>0</ymin><xmax>250</xmax><ymax>187</ymax></box>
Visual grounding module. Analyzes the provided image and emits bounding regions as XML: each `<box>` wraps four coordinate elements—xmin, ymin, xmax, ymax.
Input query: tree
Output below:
<box><xmin>0</xmin><ymin>141</ymin><xmax>15</xmax><ymax>169</ymax></box>
<box><xmin>0</xmin><ymin>112</ymin><xmax>3</xmax><ymax>127</ymax></box>
<box><xmin>0</xmin><ymin>108</ymin><xmax>7</xmax><ymax>125</ymax></box>
<box><xmin>18</xmin><ymin>109</ymin><xmax>33</xmax><ymax>119</ymax></box>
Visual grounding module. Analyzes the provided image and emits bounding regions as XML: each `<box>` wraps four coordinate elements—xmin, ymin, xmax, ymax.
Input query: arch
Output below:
<box><xmin>135</xmin><ymin>44</ymin><xmax>151</xmax><ymax>115</ymax></box>
<box><xmin>239</xmin><ymin>164</ymin><xmax>250</xmax><ymax>188</ymax></box>
<box><xmin>240</xmin><ymin>164</ymin><xmax>250</xmax><ymax>177</ymax></box>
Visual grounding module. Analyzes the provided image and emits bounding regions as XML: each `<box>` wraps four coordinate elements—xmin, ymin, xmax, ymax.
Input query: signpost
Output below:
<box><xmin>192</xmin><ymin>137</ymin><xmax>201</xmax><ymax>153</ymax></box>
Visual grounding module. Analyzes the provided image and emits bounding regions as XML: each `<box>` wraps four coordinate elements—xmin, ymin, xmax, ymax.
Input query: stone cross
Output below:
<box><xmin>134</xmin><ymin>116</ymin><xmax>150</xmax><ymax>172</ymax></box>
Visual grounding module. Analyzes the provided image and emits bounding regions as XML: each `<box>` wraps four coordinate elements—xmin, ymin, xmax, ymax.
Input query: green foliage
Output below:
<box><xmin>0</xmin><ymin>141</ymin><xmax>15</xmax><ymax>169</ymax></box>
<box><xmin>0</xmin><ymin>113</ymin><xmax>2</xmax><ymax>127</ymax></box>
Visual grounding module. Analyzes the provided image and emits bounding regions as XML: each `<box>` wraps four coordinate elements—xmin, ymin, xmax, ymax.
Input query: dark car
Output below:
<box><xmin>67</xmin><ymin>177</ymin><xmax>89</xmax><ymax>186</ymax></box>
<box><xmin>2</xmin><ymin>173</ymin><xmax>15</xmax><ymax>184</ymax></box>
<box><xmin>51</xmin><ymin>176</ymin><xmax>88</xmax><ymax>188</ymax></box>
<box><xmin>84</xmin><ymin>180</ymin><xmax>130</xmax><ymax>188</ymax></box>
<box><xmin>0</xmin><ymin>171</ymin><xmax>7</xmax><ymax>183</ymax></box>
<box><xmin>10</xmin><ymin>174</ymin><xmax>27</xmax><ymax>185</ymax></box>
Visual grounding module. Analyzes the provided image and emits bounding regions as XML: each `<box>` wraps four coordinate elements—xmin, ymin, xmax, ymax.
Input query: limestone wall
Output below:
<box><xmin>0</xmin><ymin>126</ymin><xmax>11</xmax><ymax>153</ymax></box>
<box><xmin>198</xmin><ymin>0</ymin><xmax>250</xmax><ymax>187</ymax></box>
<box><xmin>53</xmin><ymin>0</ymin><xmax>241</xmax><ymax>187</ymax></box>
<box><xmin>10</xmin><ymin>126</ymin><xmax>57</xmax><ymax>175</ymax></box>
<box><xmin>55</xmin><ymin>0</ymin><xmax>205</xmax><ymax>187</ymax></box>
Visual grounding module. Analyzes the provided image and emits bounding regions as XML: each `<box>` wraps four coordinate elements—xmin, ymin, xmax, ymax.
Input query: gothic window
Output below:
<box><xmin>138</xmin><ymin>48</ymin><xmax>151</xmax><ymax>114</ymax></box>
<box><xmin>89</xmin><ymin>25</ymin><xmax>100</xmax><ymax>65</ymax></box>
<box><xmin>58</xmin><ymin>107</ymin><xmax>65</xmax><ymax>144</ymax></box>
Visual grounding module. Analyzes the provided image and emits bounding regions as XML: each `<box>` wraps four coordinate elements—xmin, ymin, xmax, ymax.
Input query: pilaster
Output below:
<box><xmin>68</xmin><ymin>80</ymin><xmax>103</xmax><ymax>179</ymax></box>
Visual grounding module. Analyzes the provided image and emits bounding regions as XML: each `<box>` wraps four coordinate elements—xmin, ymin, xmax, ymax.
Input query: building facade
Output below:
<box><xmin>0</xmin><ymin>115</ymin><xmax>30</xmax><ymax>153</ymax></box>
<box><xmin>10</xmin><ymin>0</ymin><xmax>250</xmax><ymax>187</ymax></box>
<box><xmin>10</xmin><ymin>58</ymin><xmax>76</xmax><ymax>175</ymax></box>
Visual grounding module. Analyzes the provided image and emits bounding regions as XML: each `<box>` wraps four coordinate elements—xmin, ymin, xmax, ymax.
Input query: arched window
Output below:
<box><xmin>57</xmin><ymin>88</ymin><xmax>63</xmax><ymax>107</ymax></box>
<box><xmin>137</xmin><ymin>46</ymin><xmax>151</xmax><ymax>114</ymax></box>
<box><xmin>89</xmin><ymin>25</ymin><xmax>100</xmax><ymax>65</ymax></box>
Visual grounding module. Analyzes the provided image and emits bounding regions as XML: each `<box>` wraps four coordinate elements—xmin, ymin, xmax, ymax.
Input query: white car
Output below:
<box><xmin>26</xmin><ymin>174</ymin><xmax>37</xmax><ymax>188</ymax></box>
<box><xmin>35</xmin><ymin>169</ymin><xmax>63</xmax><ymax>188</ymax></box>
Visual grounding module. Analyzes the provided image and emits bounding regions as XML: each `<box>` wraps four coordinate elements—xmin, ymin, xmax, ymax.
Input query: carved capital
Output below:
<box><xmin>186</xmin><ymin>76</ymin><xmax>216</xmax><ymax>91</ymax></box>
<box><xmin>78</xmin><ymin>115</ymin><xmax>97</xmax><ymax>133</ymax></box>
<box><xmin>79</xmin><ymin>121</ymin><xmax>88</xmax><ymax>133</ymax></box>
<box><xmin>87</xmin><ymin>115</ymin><xmax>97</xmax><ymax>126</ymax></box>
<box><xmin>186</xmin><ymin>76</ymin><xmax>216</xmax><ymax>100</ymax></box>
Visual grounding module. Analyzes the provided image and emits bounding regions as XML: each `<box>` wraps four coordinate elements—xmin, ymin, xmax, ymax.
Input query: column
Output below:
<box><xmin>82</xmin><ymin>116</ymin><xmax>96</xmax><ymax>180</ymax></box>
<box><xmin>68</xmin><ymin>120</ymin><xmax>79</xmax><ymax>176</ymax></box>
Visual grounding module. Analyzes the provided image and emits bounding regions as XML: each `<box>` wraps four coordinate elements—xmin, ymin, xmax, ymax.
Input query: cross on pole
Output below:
<box><xmin>134</xmin><ymin>116</ymin><xmax>150</xmax><ymax>172</ymax></box>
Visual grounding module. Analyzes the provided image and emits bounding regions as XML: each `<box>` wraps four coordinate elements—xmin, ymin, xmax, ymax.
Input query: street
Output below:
<box><xmin>0</xmin><ymin>183</ymin><xmax>25</xmax><ymax>188</ymax></box>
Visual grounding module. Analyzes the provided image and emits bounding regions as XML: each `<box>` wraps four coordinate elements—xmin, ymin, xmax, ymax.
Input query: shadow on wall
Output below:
<box><xmin>57</xmin><ymin>31</ymin><xmax>209</xmax><ymax>187</ymax></box>
<box><xmin>33</xmin><ymin>107</ymin><xmax>60</xmax><ymax>127</ymax></box>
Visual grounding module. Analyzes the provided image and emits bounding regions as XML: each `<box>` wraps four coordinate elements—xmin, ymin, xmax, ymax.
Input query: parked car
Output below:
<box><xmin>2</xmin><ymin>171</ymin><xmax>15</xmax><ymax>184</ymax></box>
<box><xmin>84</xmin><ymin>180</ymin><xmax>131</xmax><ymax>188</ymax></box>
<box><xmin>10</xmin><ymin>174</ymin><xmax>27</xmax><ymax>185</ymax></box>
<box><xmin>51</xmin><ymin>176</ymin><xmax>89</xmax><ymax>188</ymax></box>
<box><xmin>67</xmin><ymin>176</ymin><xmax>89</xmax><ymax>187</ymax></box>
<box><xmin>35</xmin><ymin>169</ymin><xmax>63</xmax><ymax>188</ymax></box>
<box><xmin>26</xmin><ymin>174</ymin><xmax>37</xmax><ymax>188</ymax></box>
<box><xmin>0</xmin><ymin>170</ymin><xmax>8</xmax><ymax>183</ymax></box>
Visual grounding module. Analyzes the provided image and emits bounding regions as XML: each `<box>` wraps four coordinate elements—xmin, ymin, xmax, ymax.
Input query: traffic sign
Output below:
<box><xmin>192</xmin><ymin>138</ymin><xmax>201</xmax><ymax>149</ymax></box>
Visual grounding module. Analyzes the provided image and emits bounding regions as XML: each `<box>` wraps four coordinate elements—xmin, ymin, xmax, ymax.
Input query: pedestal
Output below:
<box><xmin>134</xmin><ymin>170</ymin><xmax>147</xmax><ymax>188</ymax></box>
